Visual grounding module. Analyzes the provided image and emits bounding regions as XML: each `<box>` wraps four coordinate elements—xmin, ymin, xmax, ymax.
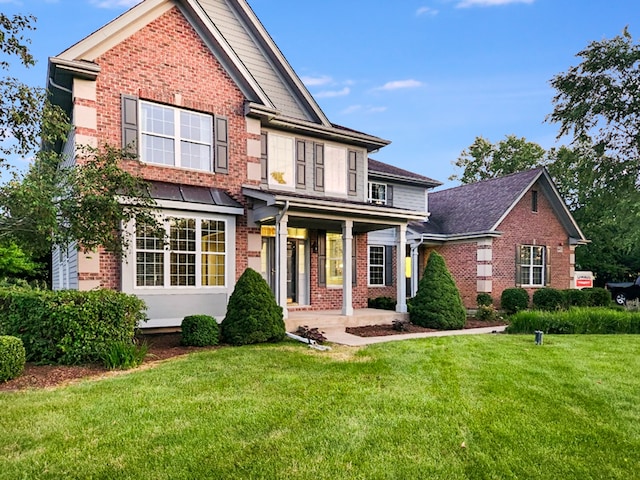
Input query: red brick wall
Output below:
<box><xmin>492</xmin><ymin>183</ymin><xmax>572</xmax><ymax>305</ymax></box>
<box><xmin>81</xmin><ymin>7</ymin><xmax>259</xmax><ymax>287</ymax></box>
<box><xmin>366</xmin><ymin>246</ymin><xmax>398</xmax><ymax>301</ymax></box>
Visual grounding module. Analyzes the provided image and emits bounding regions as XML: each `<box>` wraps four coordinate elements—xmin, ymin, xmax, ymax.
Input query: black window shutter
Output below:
<box><xmin>515</xmin><ymin>245</ymin><xmax>522</xmax><ymax>286</ymax></box>
<box><xmin>348</xmin><ymin>150</ymin><xmax>357</xmax><ymax>196</ymax></box>
<box><xmin>352</xmin><ymin>237</ymin><xmax>357</xmax><ymax>286</ymax></box>
<box><xmin>121</xmin><ymin>94</ymin><xmax>139</xmax><ymax>155</ymax></box>
<box><xmin>296</xmin><ymin>140</ymin><xmax>306</xmax><ymax>188</ymax></box>
<box><xmin>214</xmin><ymin>116</ymin><xmax>229</xmax><ymax>174</ymax></box>
<box><xmin>387</xmin><ymin>185</ymin><xmax>394</xmax><ymax>206</ymax></box>
<box><xmin>385</xmin><ymin>245</ymin><xmax>393</xmax><ymax>286</ymax></box>
<box><xmin>317</xmin><ymin>231</ymin><xmax>326</xmax><ymax>287</ymax></box>
<box><xmin>545</xmin><ymin>246</ymin><xmax>551</xmax><ymax>286</ymax></box>
<box><xmin>314</xmin><ymin>144</ymin><xmax>324</xmax><ymax>191</ymax></box>
<box><xmin>260</xmin><ymin>132</ymin><xmax>268</xmax><ymax>183</ymax></box>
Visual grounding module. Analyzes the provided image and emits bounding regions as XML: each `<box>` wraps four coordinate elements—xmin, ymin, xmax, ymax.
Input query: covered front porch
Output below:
<box><xmin>243</xmin><ymin>187</ymin><xmax>427</xmax><ymax>321</ymax></box>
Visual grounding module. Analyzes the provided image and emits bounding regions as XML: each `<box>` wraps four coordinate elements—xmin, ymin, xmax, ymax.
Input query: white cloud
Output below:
<box><xmin>375</xmin><ymin>79</ymin><xmax>424</xmax><ymax>91</ymax></box>
<box><xmin>341</xmin><ymin>105</ymin><xmax>387</xmax><ymax>115</ymax></box>
<box><xmin>315</xmin><ymin>87</ymin><xmax>350</xmax><ymax>99</ymax></box>
<box><xmin>456</xmin><ymin>0</ymin><xmax>534</xmax><ymax>7</ymax></box>
<box><xmin>416</xmin><ymin>6</ymin><xmax>439</xmax><ymax>16</ymax></box>
<box><xmin>301</xmin><ymin>75</ymin><xmax>333</xmax><ymax>87</ymax></box>
<box><xmin>90</xmin><ymin>0</ymin><xmax>141</xmax><ymax>9</ymax></box>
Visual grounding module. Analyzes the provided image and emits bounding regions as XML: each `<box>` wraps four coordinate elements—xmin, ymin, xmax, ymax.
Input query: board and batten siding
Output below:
<box><xmin>198</xmin><ymin>0</ymin><xmax>311</xmax><ymax>122</ymax></box>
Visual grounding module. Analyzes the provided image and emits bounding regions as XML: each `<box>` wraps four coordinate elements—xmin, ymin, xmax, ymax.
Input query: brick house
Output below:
<box><xmin>47</xmin><ymin>0</ymin><xmax>429</xmax><ymax>328</ymax></box>
<box><xmin>408</xmin><ymin>168</ymin><xmax>588</xmax><ymax>308</ymax></box>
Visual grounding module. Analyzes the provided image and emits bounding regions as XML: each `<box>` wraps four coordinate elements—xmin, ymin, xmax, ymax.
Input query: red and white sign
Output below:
<box><xmin>574</xmin><ymin>271</ymin><xmax>594</xmax><ymax>289</ymax></box>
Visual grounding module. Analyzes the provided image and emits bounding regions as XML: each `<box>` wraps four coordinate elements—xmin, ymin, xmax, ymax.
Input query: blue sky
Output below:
<box><xmin>2</xmin><ymin>0</ymin><xmax>639</xmax><ymax>188</ymax></box>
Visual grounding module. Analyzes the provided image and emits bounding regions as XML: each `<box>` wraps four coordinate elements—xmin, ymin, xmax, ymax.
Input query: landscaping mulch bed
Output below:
<box><xmin>0</xmin><ymin>333</ymin><xmax>206</xmax><ymax>393</ymax></box>
<box><xmin>346</xmin><ymin>318</ymin><xmax>508</xmax><ymax>337</ymax></box>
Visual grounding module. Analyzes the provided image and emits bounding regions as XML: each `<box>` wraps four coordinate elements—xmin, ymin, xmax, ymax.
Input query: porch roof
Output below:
<box><xmin>243</xmin><ymin>186</ymin><xmax>428</xmax><ymax>233</ymax></box>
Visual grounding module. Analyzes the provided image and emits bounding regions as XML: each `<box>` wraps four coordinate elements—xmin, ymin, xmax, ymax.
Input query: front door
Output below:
<box><xmin>287</xmin><ymin>240</ymin><xmax>298</xmax><ymax>304</ymax></box>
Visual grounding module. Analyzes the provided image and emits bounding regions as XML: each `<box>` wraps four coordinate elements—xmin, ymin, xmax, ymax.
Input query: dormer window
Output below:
<box><xmin>368</xmin><ymin>182</ymin><xmax>388</xmax><ymax>205</ymax></box>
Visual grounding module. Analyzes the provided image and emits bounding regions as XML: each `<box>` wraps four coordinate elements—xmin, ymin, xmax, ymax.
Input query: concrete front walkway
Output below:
<box><xmin>322</xmin><ymin>325</ymin><xmax>508</xmax><ymax>346</ymax></box>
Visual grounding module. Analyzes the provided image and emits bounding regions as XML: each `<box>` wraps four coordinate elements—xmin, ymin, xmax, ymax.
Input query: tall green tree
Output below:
<box><xmin>450</xmin><ymin>135</ymin><xmax>548</xmax><ymax>183</ymax></box>
<box><xmin>548</xmin><ymin>27</ymin><xmax>640</xmax><ymax>281</ymax></box>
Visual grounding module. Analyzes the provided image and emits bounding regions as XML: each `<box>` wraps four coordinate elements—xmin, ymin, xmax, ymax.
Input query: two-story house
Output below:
<box><xmin>47</xmin><ymin>0</ymin><xmax>429</xmax><ymax>328</ymax></box>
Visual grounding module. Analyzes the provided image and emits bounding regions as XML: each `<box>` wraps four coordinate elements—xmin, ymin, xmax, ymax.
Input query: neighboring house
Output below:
<box><xmin>47</xmin><ymin>0</ymin><xmax>429</xmax><ymax>328</ymax></box>
<box><xmin>408</xmin><ymin>168</ymin><xmax>589</xmax><ymax>308</ymax></box>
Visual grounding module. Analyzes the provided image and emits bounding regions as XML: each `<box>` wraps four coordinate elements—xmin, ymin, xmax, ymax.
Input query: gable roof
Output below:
<box><xmin>368</xmin><ymin>159</ymin><xmax>442</xmax><ymax>188</ymax></box>
<box><xmin>47</xmin><ymin>0</ymin><xmax>389</xmax><ymax>151</ymax></box>
<box><xmin>412</xmin><ymin>168</ymin><xmax>587</xmax><ymax>244</ymax></box>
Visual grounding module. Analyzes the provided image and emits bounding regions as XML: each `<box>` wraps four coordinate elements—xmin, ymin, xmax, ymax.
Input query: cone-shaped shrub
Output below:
<box><xmin>221</xmin><ymin>268</ymin><xmax>285</xmax><ymax>345</ymax></box>
<box><xmin>409</xmin><ymin>251</ymin><xmax>466</xmax><ymax>329</ymax></box>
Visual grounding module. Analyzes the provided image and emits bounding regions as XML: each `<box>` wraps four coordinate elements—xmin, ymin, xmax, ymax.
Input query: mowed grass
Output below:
<box><xmin>1</xmin><ymin>335</ymin><xmax>639</xmax><ymax>479</ymax></box>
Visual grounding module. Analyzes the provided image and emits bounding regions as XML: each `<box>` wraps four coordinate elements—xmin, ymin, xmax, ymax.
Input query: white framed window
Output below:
<box><xmin>368</xmin><ymin>182</ymin><xmax>387</xmax><ymax>204</ymax></box>
<box><xmin>267</xmin><ymin>134</ymin><xmax>295</xmax><ymax>188</ymax></box>
<box><xmin>135</xmin><ymin>215</ymin><xmax>227</xmax><ymax>288</ymax></box>
<box><xmin>519</xmin><ymin>245</ymin><xmax>545</xmax><ymax>286</ymax></box>
<box><xmin>326</xmin><ymin>232</ymin><xmax>343</xmax><ymax>286</ymax></box>
<box><xmin>324</xmin><ymin>145</ymin><xmax>347</xmax><ymax>195</ymax></box>
<box><xmin>140</xmin><ymin>101</ymin><xmax>212</xmax><ymax>171</ymax></box>
<box><xmin>368</xmin><ymin>245</ymin><xmax>385</xmax><ymax>286</ymax></box>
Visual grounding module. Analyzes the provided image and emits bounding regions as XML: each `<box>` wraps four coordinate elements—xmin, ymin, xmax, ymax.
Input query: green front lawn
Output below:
<box><xmin>1</xmin><ymin>335</ymin><xmax>639</xmax><ymax>479</ymax></box>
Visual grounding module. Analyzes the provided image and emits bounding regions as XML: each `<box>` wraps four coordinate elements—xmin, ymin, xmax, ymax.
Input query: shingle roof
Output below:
<box><xmin>419</xmin><ymin>168</ymin><xmax>544</xmax><ymax>235</ymax></box>
<box><xmin>368</xmin><ymin>159</ymin><xmax>441</xmax><ymax>187</ymax></box>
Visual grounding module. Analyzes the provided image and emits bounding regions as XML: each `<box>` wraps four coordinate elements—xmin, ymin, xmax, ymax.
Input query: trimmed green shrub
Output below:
<box><xmin>0</xmin><ymin>288</ymin><xmax>147</xmax><ymax>365</ymax></box>
<box><xmin>563</xmin><ymin>289</ymin><xmax>589</xmax><ymax>308</ymax></box>
<box><xmin>501</xmin><ymin>288</ymin><xmax>529</xmax><ymax>315</ymax></box>
<box><xmin>368</xmin><ymin>296</ymin><xmax>396</xmax><ymax>311</ymax></box>
<box><xmin>0</xmin><ymin>336</ymin><xmax>26</xmax><ymax>382</ymax></box>
<box><xmin>532</xmin><ymin>288</ymin><xmax>565</xmax><ymax>311</ymax></box>
<box><xmin>476</xmin><ymin>293</ymin><xmax>493</xmax><ymax>307</ymax></box>
<box><xmin>476</xmin><ymin>304</ymin><xmax>500</xmax><ymax>321</ymax></box>
<box><xmin>583</xmin><ymin>287</ymin><xmax>612</xmax><ymax>307</ymax></box>
<box><xmin>181</xmin><ymin>315</ymin><xmax>219</xmax><ymax>347</ymax></box>
<box><xmin>221</xmin><ymin>268</ymin><xmax>285</xmax><ymax>346</ymax></box>
<box><xmin>101</xmin><ymin>340</ymin><xmax>148</xmax><ymax>370</ymax></box>
<box><xmin>409</xmin><ymin>251</ymin><xmax>466</xmax><ymax>330</ymax></box>
<box><xmin>507</xmin><ymin>307</ymin><xmax>640</xmax><ymax>334</ymax></box>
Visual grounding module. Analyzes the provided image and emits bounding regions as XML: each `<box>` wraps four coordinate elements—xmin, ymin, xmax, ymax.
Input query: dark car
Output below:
<box><xmin>605</xmin><ymin>276</ymin><xmax>640</xmax><ymax>305</ymax></box>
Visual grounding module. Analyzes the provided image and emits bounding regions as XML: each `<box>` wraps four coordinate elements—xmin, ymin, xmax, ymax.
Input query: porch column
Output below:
<box><xmin>276</xmin><ymin>213</ymin><xmax>288</xmax><ymax>319</ymax></box>
<box><xmin>396</xmin><ymin>224</ymin><xmax>407</xmax><ymax>313</ymax></box>
<box><xmin>411</xmin><ymin>244</ymin><xmax>420</xmax><ymax>297</ymax></box>
<box><xmin>342</xmin><ymin>220</ymin><xmax>353</xmax><ymax>316</ymax></box>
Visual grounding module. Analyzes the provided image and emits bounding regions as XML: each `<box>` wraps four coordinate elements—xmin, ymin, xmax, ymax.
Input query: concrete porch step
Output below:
<box><xmin>285</xmin><ymin>308</ymin><xmax>408</xmax><ymax>331</ymax></box>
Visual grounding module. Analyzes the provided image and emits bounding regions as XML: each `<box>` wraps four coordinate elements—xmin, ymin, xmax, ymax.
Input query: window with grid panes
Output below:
<box><xmin>368</xmin><ymin>245</ymin><xmax>385</xmax><ymax>286</ymax></box>
<box><xmin>519</xmin><ymin>245</ymin><xmax>545</xmax><ymax>286</ymax></box>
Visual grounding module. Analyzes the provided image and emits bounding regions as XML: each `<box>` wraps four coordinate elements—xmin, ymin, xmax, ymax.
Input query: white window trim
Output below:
<box><xmin>124</xmin><ymin>211</ymin><xmax>233</xmax><ymax>292</ymax></box>
<box><xmin>368</xmin><ymin>181</ymin><xmax>387</xmax><ymax>205</ymax></box>
<box><xmin>140</xmin><ymin>101</ymin><xmax>213</xmax><ymax>171</ymax></box>
<box><xmin>368</xmin><ymin>245</ymin><xmax>385</xmax><ymax>287</ymax></box>
<box><xmin>520</xmin><ymin>245</ymin><xmax>545</xmax><ymax>287</ymax></box>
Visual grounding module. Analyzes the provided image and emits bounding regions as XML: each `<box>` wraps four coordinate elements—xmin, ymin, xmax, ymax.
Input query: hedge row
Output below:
<box><xmin>0</xmin><ymin>288</ymin><xmax>146</xmax><ymax>365</ymax></box>
<box><xmin>501</xmin><ymin>287</ymin><xmax>611</xmax><ymax>314</ymax></box>
<box><xmin>506</xmin><ymin>307</ymin><xmax>640</xmax><ymax>334</ymax></box>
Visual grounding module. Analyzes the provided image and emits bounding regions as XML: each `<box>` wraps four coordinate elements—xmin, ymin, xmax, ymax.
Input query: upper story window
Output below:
<box><xmin>518</xmin><ymin>245</ymin><xmax>545</xmax><ymax>287</ymax></box>
<box><xmin>140</xmin><ymin>102</ymin><xmax>212</xmax><ymax>171</ymax></box>
<box><xmin>531</xmin><ymin>190</ymin><xmax>539</xmax><ymax>212</ymax></box>
<box><xmin>267</xmin><ymin>134</ymin><xmax>295</xmax><ymax>188</ymax></box>
<box><xmin>368</xmin><ymin>182</ymin><xmax>388</xmax><ymax>205</ymax></box>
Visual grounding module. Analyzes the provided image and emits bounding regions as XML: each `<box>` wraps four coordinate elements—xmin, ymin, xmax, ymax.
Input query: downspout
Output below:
<box><xmin>48</xmin><ymin>76</ymin><xmax>73</xmax><ymax>94</ymax></box>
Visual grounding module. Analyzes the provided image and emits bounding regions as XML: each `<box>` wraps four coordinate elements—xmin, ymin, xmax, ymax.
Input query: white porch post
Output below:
<box><xmin>411</xmin><ymin>244</ymin><xmax>420</xmax><ymax>297</ymax></box>
<box><xmin>396</xmin><ymin>224</ymin><xmax>407</xmax><ymax>313</ymax></box>
<box><xmin>276</xmin><ymin>213</ymin><xmax>288</xmax><ymax>319</ymax></box>
<box><xmin>342</xmin><ymin>220</ymin><xmax>353</xmax><ymax>316</ymax></box>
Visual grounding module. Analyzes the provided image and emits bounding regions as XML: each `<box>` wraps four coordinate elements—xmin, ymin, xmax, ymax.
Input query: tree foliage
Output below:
<box><xmin>548</xmin><ymin>27</ymin><xmax>640</xmax><ymax>165</ymax></box>
<box><xmin>0</xmin><ymin>145</ymin><xmax>158</xmax><ymax>258</ymax></box>
<box><xmin>450</xmin><ymin>135</ymin><xmax>548</xmax><ymax>183</ymax></box>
